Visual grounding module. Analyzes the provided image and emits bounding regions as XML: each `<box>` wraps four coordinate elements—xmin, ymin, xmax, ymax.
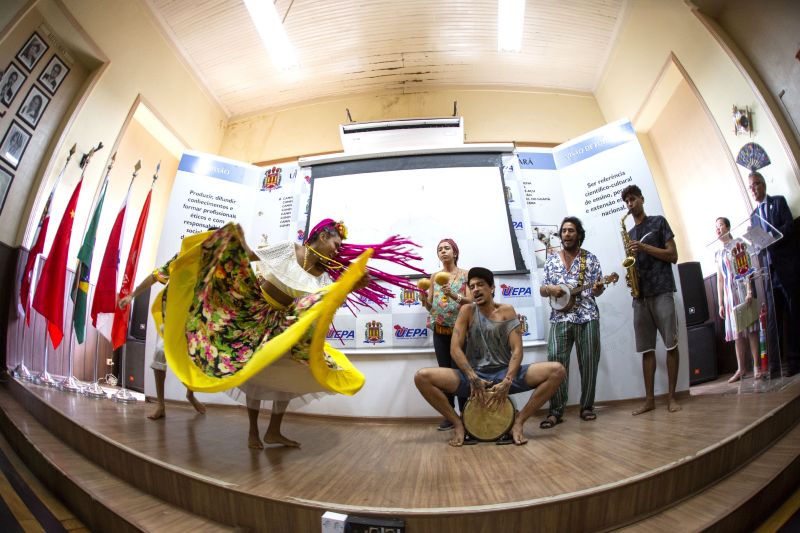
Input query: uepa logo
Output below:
<box><xmin>398</xmin><ymin>287</ymin><xmax>420</xmax><ymax>307</ymax></box>
<box><xmin>393</xmin><ymin>324</ymin><xmax>428</xmax><ymax>339</ymax></box>
<box><xmin>363</xmin><ymin>320</ymin><xmax>385</xmax><ymax>344</ymax></box>
<box><xmin>261</xmin><ymin>166</ymin><xmax>282</xmax><ymax>191</ymax></box>
<box><xmin>500</xmin><ymin>284</ymin><xmax>532</xmax><ymax>297</ymax></box>
<box><xmin>517</xmin><ymin>314</ymin><xmax>530</xmax><ymax>337</ymax></box>
<box><xmin>327</xmin><ymin>327</ymin><xmax>355</xmax><ymax>342</ymax></box>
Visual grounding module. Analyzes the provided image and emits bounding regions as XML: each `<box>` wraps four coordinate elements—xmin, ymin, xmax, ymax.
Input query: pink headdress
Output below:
<box><xmin>306</xmin><ymin>218</ymin><xmax>427</xmax><ymax>311</ymax></box>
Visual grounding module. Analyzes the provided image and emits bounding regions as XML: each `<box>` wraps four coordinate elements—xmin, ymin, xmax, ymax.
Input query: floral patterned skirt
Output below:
<box><xmin>159</xmin><ymin>223</ymin><xmax>368</xmax><ymax>396</ymax></box>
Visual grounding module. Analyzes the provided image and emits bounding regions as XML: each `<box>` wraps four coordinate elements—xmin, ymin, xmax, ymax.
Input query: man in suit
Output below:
<box><xmin>748</xmin><ymin>171</ymin><xmax>800</xmax><ymax>377</ymax></box>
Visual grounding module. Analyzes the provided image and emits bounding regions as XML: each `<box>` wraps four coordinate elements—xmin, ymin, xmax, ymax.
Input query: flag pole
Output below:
<box><xmin>84</xmin><ymin>286</ymin><xmax>106</xmax><ymax>399</ymax></box>
<box><xmin>80</xmin><ymin>153</ymin><xmax>120</xmax><ymax>399</ymax></box>
<box><xmin>113</xmin><ymin>161</ymin><xmax>158</xmax><ymax>404</ymax></box>
<box><xmin>60</xmin><ymin>144</ymin><xmax>103</xmax><ymax>393</ymax></box>
<box><xmin>93</xmin><ymin>159</ymin><xmax>140</xmax><ymax>400</ymax></box>
<box><xmin>14</xmin><ymin>144</ymin><xmax>77</xmax><ymax>379</ymax></box>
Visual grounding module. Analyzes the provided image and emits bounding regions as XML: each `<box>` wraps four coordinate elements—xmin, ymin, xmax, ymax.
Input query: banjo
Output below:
<box><xmin>549</xmin><ymin>272</ymin><xmax>619</xmax><ymax>312</ymax></box>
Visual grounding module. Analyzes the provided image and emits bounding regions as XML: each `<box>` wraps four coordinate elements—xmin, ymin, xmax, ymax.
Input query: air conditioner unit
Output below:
<box><xmin>339</xmin><ymin>117</ymin><xmax>464</xmax><ymax>153</ymax></box>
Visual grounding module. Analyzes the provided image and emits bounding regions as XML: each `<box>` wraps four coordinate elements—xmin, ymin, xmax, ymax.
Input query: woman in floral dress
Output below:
<box><xmin>159</xmin><ymin>219</ymin><xmax>423</xmax><ymax>448</ymax></box>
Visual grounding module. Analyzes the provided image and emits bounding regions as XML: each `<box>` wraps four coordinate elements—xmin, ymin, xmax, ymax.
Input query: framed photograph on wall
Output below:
<box><xmin>16</xmin><ymin>85</ymin><xmax>50</xmax><ymax>130</ymax></box>
<box><xmin>0</xmin><ymin>63</ymin><xmax>27</xmax><ymax>108</ymax></box>
<box><xmin>16</xmin><ymin>32</ymin><xmax>49</xmax><ymax>72</ymax></box>
<box><xmin>37</xmin><ymin>55</ymin><xmax>69</xmax><ymax>95</ymax></box>
<box><xmin>0</xmin><ymin>121</ymin><xmax>32</xmax><ymax>170</ymax></box>
<box><xmin>0</xmin><ymin>165</ymin><xmax>13</xmax><ymax>214</ymax></box>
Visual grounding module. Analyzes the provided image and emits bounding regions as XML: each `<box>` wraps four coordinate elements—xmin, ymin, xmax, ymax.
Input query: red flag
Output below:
<box><xmin>32</xmin><ymin>178</ymin><xmax>83</xmax><ymax>348</ymax></box>
<box><xmin>91</xmin><ymin>197</ymin><xmax>127</xmax><ymax>338</ymax></box>
<box><xmin>19</xmin><ymin>201</ymin><xmax>51</xmax><ymax>326</ymax></box>
<box><xmin>111</xmin><ymin>189</ymin><xmax>152</xmax><ymax>349</ymax></box>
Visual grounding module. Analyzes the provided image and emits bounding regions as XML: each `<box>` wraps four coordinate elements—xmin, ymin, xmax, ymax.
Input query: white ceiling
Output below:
<box><xmin>144</xmin><ymin>0</ymin><xmax>627</xmax><ymax>119</ymax></box>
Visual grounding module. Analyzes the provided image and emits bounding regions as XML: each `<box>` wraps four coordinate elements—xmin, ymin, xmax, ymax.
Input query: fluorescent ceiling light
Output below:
<box><xmin>243</xmin><ymin>0</ymin><xmax>298</xmax><ymax>69</ymax></box>
<box><xmin>497</xmin><ymin>0</ymin><xmax>526</xmax><ymax>52</ymax></box>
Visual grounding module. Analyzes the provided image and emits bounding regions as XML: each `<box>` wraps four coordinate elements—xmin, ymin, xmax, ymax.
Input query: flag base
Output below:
<box><xmin>83</xmin><ymin>381</ymin><xmax>108</xmax><ymax>399</ymax></box>
<box><xmin>59</xmin><ymin>375</ymin><xmax>84</xmax><ymax>393</ymax></box>
<box><xmin>111</xmin><ymin>387</ymin><xmax>137</xmax><ymax>403</ymax></box>
<box><xmin>12</xmin><ymin>363</ymin><xmax>32</xmax><ymax>381</ymax></box>
<box><xmin>34</xmin><ymin>370</ymin><xmax>58</xmax><ymax>387</ymax></box>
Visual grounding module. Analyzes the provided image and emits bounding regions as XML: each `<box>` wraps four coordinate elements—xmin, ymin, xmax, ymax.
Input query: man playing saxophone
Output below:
<box><xmin>620</xmin><ymin>185</ymin><xmax>681</xmax><ymax>415</ymax></box>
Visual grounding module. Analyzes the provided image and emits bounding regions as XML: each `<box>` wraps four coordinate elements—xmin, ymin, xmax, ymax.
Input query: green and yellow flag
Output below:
<box><xmin>72</xmin><ymin>178</ymin><xmax>108</xmax><ymax>344</ymax></box>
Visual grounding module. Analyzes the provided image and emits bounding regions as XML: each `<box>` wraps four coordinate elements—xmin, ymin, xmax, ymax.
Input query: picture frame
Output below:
<box><xmin>16</xmin><ymin>85</ymin><xmax>50</xmax><ymax>130</ymax></box>
<box><xmin>37</xmin><ymin>55</ymin><xmax>69</xmax><ymax>96</ymax></box>
<box><xmin>0</xmin><ymin>165</ymin><xmax>13</xmax><ymax>215</ymax></box>
<box><xmin>16</xmin><ymin>32</ymin><xmax>49</xmax><ymax>73</ymax></box>
<box><xmin>732</xmin><ymin>105</ymin><xmax>753</xmax><ymax>136</ymax></box>
<box><xmin>0</xmin><ymin>63</ymin><xmax>27</xmax><ymax>108</ymax></box>
<box><xmin>0</xmin><ymin>121</ymin><xmax>32</xmax><ymax>170</ymax></box>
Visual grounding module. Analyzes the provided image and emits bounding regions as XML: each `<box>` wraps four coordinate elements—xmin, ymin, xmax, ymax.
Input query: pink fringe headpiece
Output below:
<box><xmin>306</xmin><ymin>219</ymin><xmax>427</xmax><ymax>311</ymax></box>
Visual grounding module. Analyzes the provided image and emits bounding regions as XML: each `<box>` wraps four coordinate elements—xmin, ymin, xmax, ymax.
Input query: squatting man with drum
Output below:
<box><xmin>414</xmin><ymin>267</ymin><xmax>566</xmax><ymax>447</ymax></box>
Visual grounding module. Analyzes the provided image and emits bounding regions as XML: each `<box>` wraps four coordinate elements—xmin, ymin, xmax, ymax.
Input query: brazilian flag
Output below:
<box><xmin>72</xmin><ymin>180</ymin><xmax>108</xmax><ymax>344</ymax></box>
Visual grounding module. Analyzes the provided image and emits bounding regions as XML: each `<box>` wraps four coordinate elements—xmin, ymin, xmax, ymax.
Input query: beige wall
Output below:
<box><xmin>596</xmin><ymin>0</ymin><xmax>800</xmax><ymax>215</ymax></box>
<box><xmin>15</xmin><ymin>0</ymin><xmax>226</xmax><ymax>261</ymax></box>
<box><xmin>648</xmin><ymin>80</ymin><xmax>752</xmax><ymax>274</ymax></box>
<box><xmin>220</xmin><ymin>89</ymin><xmax>606</xmax><ymax>163</ymax></box>
<box><xmin>107</xmin><ymin>116</ymin><xmax>178</xmax><ymax>286</ymax></box>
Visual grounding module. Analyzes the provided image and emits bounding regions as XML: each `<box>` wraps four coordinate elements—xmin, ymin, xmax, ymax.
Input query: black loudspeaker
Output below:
<box><xmin>688</xmin><ymin>323</ymin><xmax>717</xmax><ymax>385</ymax></box>
<box><xmin>123</xmin><ymin>340</ymin><xmax>145</xmax><ymax>393</ymax></box>
<box><xmin>678</xmin><ymin>261</ymin><xmax>709</xmax><ymax>326</ymax></box>
<box><xmin>128</xmin><ymin>288</ymin><xmax>151</xmax><ymax>341</ymax></box>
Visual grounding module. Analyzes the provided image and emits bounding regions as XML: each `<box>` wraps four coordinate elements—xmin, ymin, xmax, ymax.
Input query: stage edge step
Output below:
<box><xmin>0</xmin><ymin>386</ymin><xmax>234</xmax><ymax>533</ymax></box>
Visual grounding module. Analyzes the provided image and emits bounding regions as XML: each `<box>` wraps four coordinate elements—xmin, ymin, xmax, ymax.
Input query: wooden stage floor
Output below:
<box><xmin>12</xmin><ymin>373</ymin><xmax>800</xmax><ymax>514</ymax></box>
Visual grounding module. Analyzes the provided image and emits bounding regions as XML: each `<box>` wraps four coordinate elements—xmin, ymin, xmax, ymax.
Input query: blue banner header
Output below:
<box><xmin>553</xmin><ymin>121</ymin><xmax>636</xmax><ymax>169</ymax></box>
<box><xmin>178</xmin><ymin>154</ymin><xmax>247</xmax><ymax>184</ymax></box>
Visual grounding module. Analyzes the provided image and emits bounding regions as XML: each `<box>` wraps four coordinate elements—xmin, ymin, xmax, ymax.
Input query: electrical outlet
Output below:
<box><xmin>106</xmin><ymin>358</ymin><xmax>113</xmax><ymax>366</ymax></box>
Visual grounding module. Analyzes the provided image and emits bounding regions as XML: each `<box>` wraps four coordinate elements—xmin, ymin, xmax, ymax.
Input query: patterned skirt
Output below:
<box><xmin>158</xmin><ymin>223</ymin><xmax>367</xmax><ymax>397</ymax></box>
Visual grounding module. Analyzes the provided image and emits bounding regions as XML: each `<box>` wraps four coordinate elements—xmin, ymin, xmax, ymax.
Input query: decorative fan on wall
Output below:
<box><xmin>736</xmin><ymin>142</ymin><xmax>770</xmax><ymax>171</ymax></box>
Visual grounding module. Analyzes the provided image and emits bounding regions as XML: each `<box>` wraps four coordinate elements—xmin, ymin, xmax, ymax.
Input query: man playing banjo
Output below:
<box><xmin>540</xmin><ymin>216</ymin><xmax>615</xmax><ymax>428</ymax></box>
<box><xmin>414</xmin><ymin>267</ymin><xmax>565</xmax><ymax>446</ymax></box>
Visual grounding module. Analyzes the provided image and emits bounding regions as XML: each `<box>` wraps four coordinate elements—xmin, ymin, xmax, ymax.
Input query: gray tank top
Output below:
<box><xmin>465</xmin><ymin>303</ymin><xmax>520</xmax><ymax>370</ymax></box>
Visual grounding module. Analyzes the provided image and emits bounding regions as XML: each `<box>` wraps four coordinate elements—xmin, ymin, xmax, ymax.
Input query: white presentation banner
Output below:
<box><xmin>517</xmin><ymin>119</ymin><xmax>690</xmax><ymax>401</ymax></box>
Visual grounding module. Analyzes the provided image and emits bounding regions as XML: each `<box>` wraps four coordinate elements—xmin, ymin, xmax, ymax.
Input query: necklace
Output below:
<box><xmin>305</xmin><ymin>244</ymin><xmax>344</xmax><ymax>270</ymax></box>
<box><xmin>302</xmin><ymin>246</ymin><xmax>310</xmax><ymax>272</ymax></box>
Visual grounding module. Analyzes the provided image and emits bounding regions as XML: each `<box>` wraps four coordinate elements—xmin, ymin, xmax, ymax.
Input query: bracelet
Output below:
<box><xmin>456</xmin><ymin>294</ymin><xmax>463</xmax><ymax>303</ymax></box>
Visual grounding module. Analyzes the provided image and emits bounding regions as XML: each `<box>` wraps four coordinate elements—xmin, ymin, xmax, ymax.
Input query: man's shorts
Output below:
<box><xmin>632</xmin><ymin>292</ymin><xmax>679</xmax><ymax>353</ymax></box>
<box><xmin>150</xmin><ymin>336</ymin><xmax>167</xmax><ymax>371</ymax></box>
<box><xmin>454</xmin><ymin>364</ymin><xmax>533</xmax><ymax>398</ymax></box>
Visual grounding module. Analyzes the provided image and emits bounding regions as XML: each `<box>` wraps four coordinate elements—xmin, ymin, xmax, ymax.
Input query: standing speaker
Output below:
<box><xmin>678</xmin><ymin>262</ymin><xmax>709</xmax><ymax>326</ymax></box>
<box><xmin>688</xmin><ymin>323</ymin><xmax>717</xmax><ymax>385</ymax></box>
<box><xmin>123</xmin><ymin>340</ymin><xmax>145</xmax><ymax>392</ymax></box>
<box><xmin>128</xmin><ymin>288</ymin><xmax>151</xmax><ymax>341</ymax></box>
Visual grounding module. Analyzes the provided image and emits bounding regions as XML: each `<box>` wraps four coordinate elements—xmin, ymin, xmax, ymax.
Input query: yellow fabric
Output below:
<box><xmin>160</xmin><ymin>228</ymin><xmax>369</xmax><ymax>395</ymax></box>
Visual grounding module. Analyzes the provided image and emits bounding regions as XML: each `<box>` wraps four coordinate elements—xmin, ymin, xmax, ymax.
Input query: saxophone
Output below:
<box><xmin>621</xmin><ymin>210</ymin><xmax>640</xmax><ymax>298</ymax></box>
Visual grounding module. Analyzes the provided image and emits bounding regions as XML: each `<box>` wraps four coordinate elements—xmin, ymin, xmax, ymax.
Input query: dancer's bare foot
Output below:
<box><xmin>448</xmin><ymin>424</ymin><xmax>466</xmax><ymax>447</ymax></box>
<box><xmin>248</xmin><ymin>432</ymin><xmax>264</xmax><ymax>449</ymax></box>
<box><xmin>147</xmin><ymin>404</ymin><xmax>165</xmax><ymax>420</ymax></box>
<box><xmin>667</xmin><ymin>397</ymin><xmax>682</xmax><ymax>412</ymax></box>
<box><xmin>264</xmin><ymin>431</ymin><xmax>300</xmax><ymax>447</ymax></box>
<box><xmin>186</xmin><ymin>392</ymin><xmax>206</xmax><ymax>414</ymax></box>
<box><xmin>511</xmin><ymin>423</ymin><xmax>528</xmax><ymax>445</ymax></box>
<box><xmin>727</xmin><ymin>371</ymin><xmax>743</xmax><ymax>383</ymax></box>
<box><xmin>632</xmin><ymin>400</ymin><xmax>655</xmax><ymax>416</ymax></box>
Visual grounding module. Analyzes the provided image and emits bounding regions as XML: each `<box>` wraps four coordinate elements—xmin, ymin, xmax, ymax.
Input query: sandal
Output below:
<box><xmin>580</xmin><ymin>409</ymin><xmax>597</xmax><ymax>421</ymax></box>
<box><xmin>539</xmin><ymin>415</ymin><xmax>563</xmax><ymax>429</ymax></box>
<box><xmin>495</xmin><ymin>433</ymin><xmax>514</xmax><ymax>445</ymax></box>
